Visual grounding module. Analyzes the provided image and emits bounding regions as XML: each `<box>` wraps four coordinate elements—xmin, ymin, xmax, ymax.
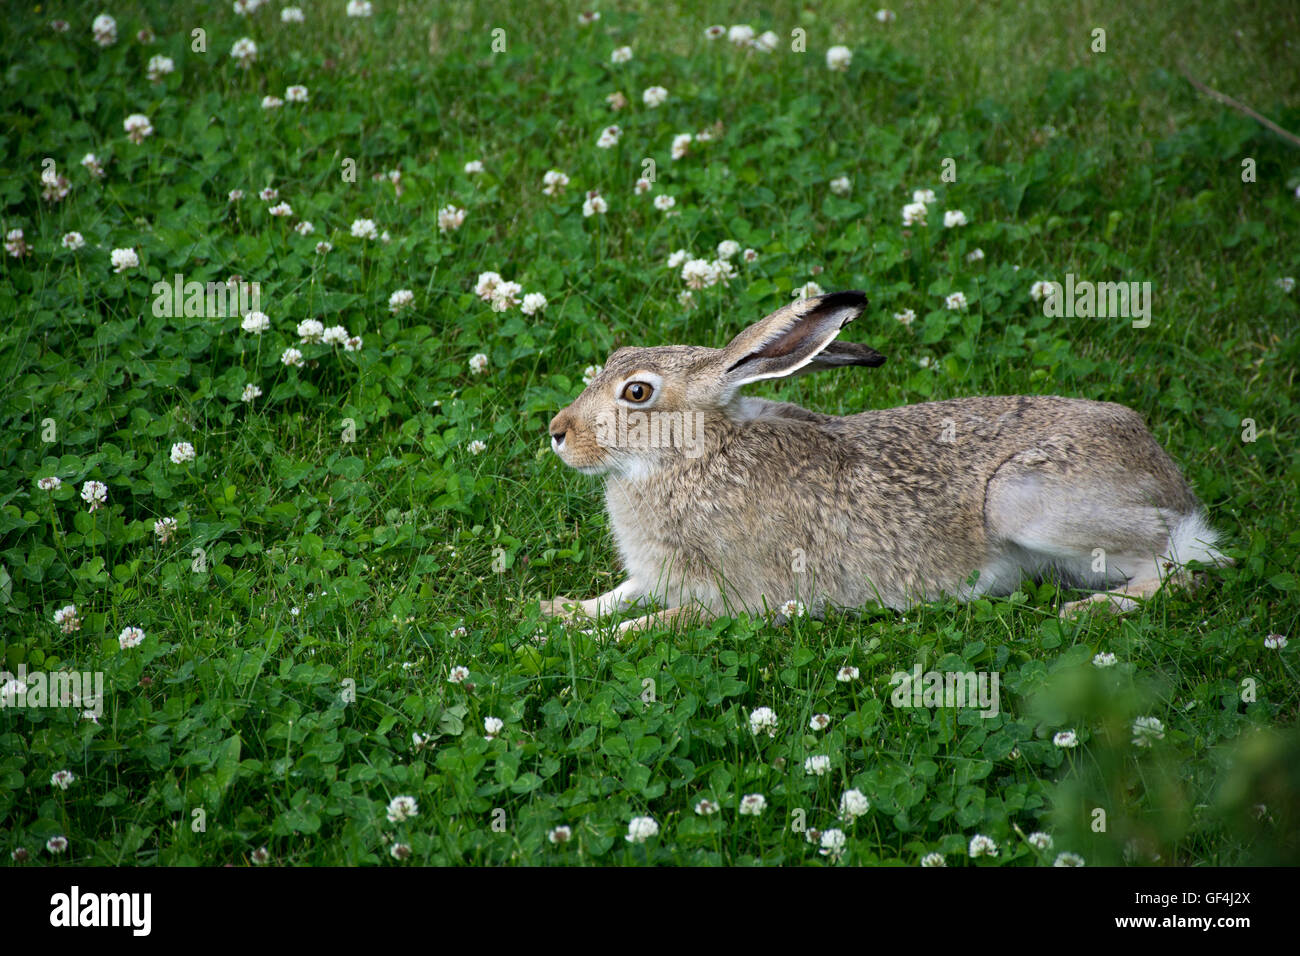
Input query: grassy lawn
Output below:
<box><xmin>1</xmin><ymin>0</ymin><xmax>1297</xmax><ymax>866</ymax></box>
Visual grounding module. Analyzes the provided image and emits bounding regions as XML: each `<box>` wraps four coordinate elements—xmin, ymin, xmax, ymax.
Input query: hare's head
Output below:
<box><xmin>549</xmin><ymin>291</ymin><xmax>879</xmax><ymax>477</ymax></box>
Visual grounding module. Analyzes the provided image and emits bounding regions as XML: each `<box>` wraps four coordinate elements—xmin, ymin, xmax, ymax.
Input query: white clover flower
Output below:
<box><xmin>710</xmin><ymin>258</ymin><xmax>736</xmax><ymax>285</ymax></box>
<box><xmin>742</xmin><ymin>248</ymin><xmax>759</xmax><ymax>263</ymax></box>
<box><xmin>694</xmin><ymin>798</ymin><xmax>719</xmax><ymax>816</ymax></box>
<box><xmin>521</xmin><ymin>292</ymin><xmax>548</xmax><ymax>315</ymax></box>
<box><xmin>38</xmin><ymin>476</ymin><xmax>63</xmax><ymax>492</ymax></box>
<box><xmin>912</xmin><ymin>188</ymin><xmax>937</xmax><ymax>205</ymax></box>
<box><xmin>966</xmin><ymin>247</ymin><xmax>985</xmax><ymax>262</ymax></box>
<box><xmin>1053</xmin><ymin>730</ymin><xmax>1078</xmax><ymax>748</ymax></box>
<box><xmin>810</xmin><ymin>713</ymin><xmax>831</xmax><ymax>731</ymax></box>
<box><xmin>944</xmin><ymin>291</ymin><xmax>968</xmax><ymax>310</ymax></box>
<box><xmin>390</xmin><ymin>842</ymin><xmax>412</xmax><ymax>861</ymax></box>
<box><xmin>714</xmin><ymin>240</ymin><xmax>740</xmax><ymax>260</ymax></box>
<box><xmin>670</xmin><ymin>132</ymin><xmax>692</xmax><ymax>160</ymax></box>
<box><xmin>437</xmin><ymin>205</ymin><xmax>465</xmax><ymax>233</ymax></box>
<box><xmin>51</xmin><ymin>770</ymin><xmax>76</xmax><ymax>790</ymax></box>
<box><xmin>469</xmin><ymin>352</ymin><xmax>489</xmax><ymax>374</ymax></box>
<box><xmin>46</xmin><ymin>836</ymin><xmax>69</xmax><ymax>854</ymax></box>
<box><xmin>876</xmin><ymin>8</ymin><xmax>897</xmax><ymax>22</ymax></box>
<box><xmin>118</xmin><ymin>626</ymin><xmax>145</xmax><ymax>649</ymax></box>
<box><xmin>753</xmin><ymin>30</ymin><xmax>779</xmax><ymax>53</ymax></box>
<box><xmin>5</xmin><ymin>229</ymin><xmax>29</xmax><ymax>258</ymax></box>
<box><xmin>315</xmin><ymin>240</ymin><xmax>332</xmax><ymax>254</ymax></box>
<box><xmin>677</xmin><ymin>290</ymin><xmax>695</xmax><ymax>309</ymax></box>
<box><xmin>779</xmin><ymin>598</ymin><xmax>806</xmax><ymax>618</ymax></box>
<box><xmin>170</xmin><ymin>442</ymin><xmax>196</xmax><ymax>464</ymax></box>
<box><xmin>653</xmin><ymin>194</ymin><xmax>676</xmax><ymax>211</ymax></box>
<box><xmin>902</xmin><ymin>201</ymin><xmax>928</xmax><ymax>227</ymax></box>
<box><xmin>146</xmin><ymin>55</ymin><xmax>174</xmax><ymax>82</ymax></box>
<box><xmin>1264</xmin><ymin>633</ymin><xmax>1288</xmax><ymax>650</ymax></box>
<box><xmin>579</xmin><ymin>11</ymin><xmax>601</xmax><ymax>25</ymax></box>
<box><xmin>826</xmin><ymin>45</ymin><xmax>853</xmax><ymax>71</ymax></box>
<box><xmin>968</xmin><ymin>834</ymin><xmax>998</xmax><ymax>858</ymax></box>
<box><xmin>92</xmin><ymin>13</ymin><xmax>117</xmax><ymax>46</ymax></box>
<box><xmin>123</xmin><ymin>113</ymin><xmax>154</xmax><ymax>143</ymax></box>
<box><xmin>596</xmin><ymin>125</ymin><xmax>622</xmax><ymax>149</ymax></box>
<box><xmin>610</xmin><ymin>46</ymin><xmax>633</xmax><ymax>64</ymax></box>
<box><xmin>294</xmin><ymin>221</ymin><xmax>314</xmax><ymax>236</ymax></box>
<box><xmin>739</xmin><ymin>793</ymin><xmax>767</xmax><ymax>815</ymax></box>
<box><xmin>80</xmin><ymin>154</ymin><xmax>105</xmax><ymax>179</ymax></box>
<box><xmin>346</xmin><ymin>0</ymin><xmax>373</xmax><ymax>17</ymax></box>
<box><xmin>728</xmin><ymin>25</ymin><xmax>755</xmax><ymax>46</ymax></box>
<box><xmin>297</xmin><ymin>319</ymin><xmax>325</xmax><ymax>342</ymax></box>
<box><xmin>819</xmin><ymin>828</ymin><xmax>847</xmax><ymax>859</ymax></box>
<box><xmin>837</xmin><ymin>666</ymin><xmax>860</xmax><ymax>683</ymax></box>
<box><xmin>80</xmin><ymin>480</ymin><xmax>108</xmax><ymax>511</ymax></box>
<box><xmin>388</xmin><ymin>289</ymin><xmax>415</xmax><ymax>313</ymax></box>
<box><xmin>748</xmin><ymin>706</ymin><xmax>778</xmax><ymax>737</ymax></box>
<box><xmin>474</xmin><ymin>272</ymin><xmax>502</xmax><ymax>300</ymax></box>
<box><xmin>281</xmin><ymin>347</ymin><xmax>304</xmax><ymax>367</ymax></box>
<box><xmin>626</xmin><ymin>816</ymin><xmax>659</xmax><ymax>843</ymax></box>
<box><xmin>1027</xmin><ymin>831</ymin><xmax>1053</xmax><ymax>851</ymax></box>
<box><xmin>230</xmin><ymin>37</ymin><xmax>258</xmax><ymax>67</ymax></box>
<box><xmin>448</xmin><ymin>666</ymin><xmax>470</xmax><ymax>683</ymax></box>
<box><xmin>582</xmin><ymin>364</ymin><xmax>603</xmax><ymax>385</ymax></box>
<box><xmin>805</xmin><ymin>755</ymin><xmax>832</xmax><ymax>776</ymax></box>
<box><xmin>240</xmin><ymin>383</ymin><xmax>262</xmax><ymax>403</ymax></box>
<box><xmin>829</xmin><ymin>176</ymin><xmax>851</xmax><ymax>197</ymax></box>
<box><xmin>542</xmin><ymin>170</ymin><xmax>570</xmax><ymax>196</ymax></box>
<box><xmin>228</xmin><ymin>189</ymin><xmax>244</xmax><ymax>202</ymax></box>
<box><xmin>259</xmin><ymin>187</ymin><xmax>279</xmax><ymax>202</ymax></box>
<box><xmin>268</xmin><ymin>202</ymin><xmax>293</xmax><ymax>217</ymax></box>
<box><xmin>605</xmin><ymin>91</ymin><xmax>627</xmax><ymax>110</ymax></box>
<box><xmin>582</xmin><ymin>192</ymin><xmax>608</xmax><ymax>217</ymax></box>
<box><xmin>468</xmin><ymin>440</ymin><xmax>487</xmax><ymax>456</ymax></box>
<box><xmin>281</xmin><ymin>7</ymin><xmax>305</xmax><ymax>23</ymax></box>
<box><xmin>681</xmin><ymin>258</ymin><xmax>717</xmax><ymax>289</ymax></box>
<box><xmin>491</xmin><ymin>280</ymin><xmax>523</xmax><ymax>312</ymax></box>
<box><xmin>350</xmin><ymin>218</ymin><xmax>378</xmax><ymax>240</ymax></box>
<box><xmin>943</xmin><ymin>209</ymin><xmax>969</xmax><ymax>228</ymax></box>
<box><xmin>484</xmin><ymin>716</ymin><xmax>504</xmax><ymax>738</ymax></box>
<box><xmin>1276</xmin><ymin>277</ymin><xmax>1296</xmax><ymax>293</ymax></box>
<box><xmin>386</xmin><ymin>795</ymin><xmax>418</xmax><ymax>823</ymax></box>
<box><xmin>250</xmin><ymin>846</ymin><xmax>269</xmax><ymax>864</ymax></box>
<box><xmin>1092</xmin><ymin>651</ymin><xmax>1118</xmax><ymax>667</ymax></box>
<box><xmin>893</xmin><ymin>309</ymin><xmax>916</xmax><ymax>327</ymax></box>
<box><xmin>704</xmin><ymin>25</ymin><xmax>726</xmax><ymax>40</ymax></box>
<box><xmin>920</xmin><ymin>852</ymin><xmax>946</xmax><ymax>867</ymax></box>
<box><xmin>793</xmin><ymin>281</ymin><xmax>825</xmax><ymax>300</ymax></box>
<box><xmin>61</xmin><ymin>232</ymin><xmax>85</xmax><ymax>251</ymax></box>
<box><xmin>918</xmin><ymin>356</ymin><xmax>934</xmax><ymax>369</ymax></box>
<box><xmin>548</xmin><ymin>826</ymin><xmax>572</xmax><ymax>844</ymax></box>
<box><xmin>1030</xmin><ymin>280</ymin><xmax>1056</xmax><ymax>302</ymax></box>
<box><xmin>666</xmin><ymin>249</ymin><xmax>690</xmax><ymax>269</ymax></box>
<box><xmin>242</xmin><ymin>311</ymin><xmax>271</xmax><ymax>334</ymax></box>
<box><xmin>1054</xmin><ymin>852</ymin><xmax>1085</xmax><ymax>867</ymax></box>
<box><xmin>344</xmin><ymin>335</ymin><xmax>363</xmax><ymax>352</ymax></box>
<box><xmin>285</xmin><ymin>85</ymin><xmax>309</xmax><ymax>102</ymax></box>
<box><xmin>642</xmin><ymin>86</ymin><xmax>668</xmax><ymax>107</ymax></box>
<box><xmin>462</xmin><ymin>160</ymin><xmax>485</xmax><ymax>176</ymax></box>
<box><xmin>1132</xmin><ymin>716</ymin><xmax>1165</xmax><ymax>747</ymax></box>
<box><xmin>53</xmin><ymin>605</ymin><xmax>81</xmax><ymax>633</ymax></box>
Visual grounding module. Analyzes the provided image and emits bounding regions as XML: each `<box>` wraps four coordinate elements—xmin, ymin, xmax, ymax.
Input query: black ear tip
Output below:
<box><xmin>816</xmin><ymin>290</ymin><xmax>869</xmax><ymax>311</ymax></box>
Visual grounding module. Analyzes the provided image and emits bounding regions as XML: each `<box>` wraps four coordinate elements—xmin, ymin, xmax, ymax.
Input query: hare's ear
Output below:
<box><xmin>720</xmin><ymin>291</ymin><xmax>869</xmax><ymax>388</ymax></box>
<box><xmin>790</xmin><ymin>340</ymin><xmax>886</xmax><ymax>378</ymax></box>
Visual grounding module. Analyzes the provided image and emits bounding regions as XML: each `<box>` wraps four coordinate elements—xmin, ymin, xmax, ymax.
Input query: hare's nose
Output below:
<box><xmin>548</xmin><ymin>411</ymin><xmax>570</xmax><ymax>448</ymax></box>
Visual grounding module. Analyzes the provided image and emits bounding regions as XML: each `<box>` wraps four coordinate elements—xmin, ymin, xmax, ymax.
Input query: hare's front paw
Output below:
<box><xmin>540</xmin><ymin>595</ymin><xmax>588</xmax><ymax>620</ymax></box>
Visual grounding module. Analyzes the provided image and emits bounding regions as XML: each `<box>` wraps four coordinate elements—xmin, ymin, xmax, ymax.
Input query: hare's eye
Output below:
<box><xmin>622</xmin><ymin>382</ymin><xmax>653</xmax><ymax>403</ymax></box>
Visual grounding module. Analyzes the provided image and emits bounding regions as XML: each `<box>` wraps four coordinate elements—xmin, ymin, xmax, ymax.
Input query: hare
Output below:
<box><xmin>542</xmin><ymin>290</ymin><xmax>1229</xmax><ymax>635</ymax></box>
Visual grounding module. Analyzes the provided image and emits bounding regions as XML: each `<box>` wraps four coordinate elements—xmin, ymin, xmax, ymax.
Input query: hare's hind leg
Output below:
<box><xmin>984</xmin><ymin>462</ymin><xmax>1226</xmax><ymax>616</ymax></box>
<box><xmin>541</xmin><ymin>579</ymin><xmax>645</xmax><ymax>620</ymax></box>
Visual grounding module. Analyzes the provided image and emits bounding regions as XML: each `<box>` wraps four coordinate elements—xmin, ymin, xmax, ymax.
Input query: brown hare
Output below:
<box><xmin>542</xmin><ymin>291</ymin><xmax>1229</xmax><ymax>635</ymax></box>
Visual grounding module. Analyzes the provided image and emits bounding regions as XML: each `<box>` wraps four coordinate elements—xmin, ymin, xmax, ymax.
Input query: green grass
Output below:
<box><xmin>1</xmin><ymin>0</ymin><xmax>1298</xmax><ymax>866</ymax></box>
